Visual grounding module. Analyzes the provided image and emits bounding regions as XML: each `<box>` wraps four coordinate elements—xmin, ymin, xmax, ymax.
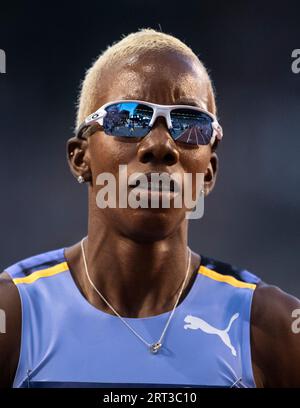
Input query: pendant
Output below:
<box><xmin>150</xmin><ymin>342</ymin><xmax>162</xmax><ymax>353</ymax></box>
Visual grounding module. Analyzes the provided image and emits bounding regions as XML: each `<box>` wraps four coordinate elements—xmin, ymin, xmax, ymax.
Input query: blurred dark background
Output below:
<box><xmin>0</xmin><ymin>1</ymin><xmax>299</xmax><ymax>296</ymax></box>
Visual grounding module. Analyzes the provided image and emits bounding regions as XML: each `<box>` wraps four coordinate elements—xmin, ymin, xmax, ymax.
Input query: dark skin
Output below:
<box><xmin>1</xmin><ymin>49</ymin><xmax>300</xmax><ymax>388</ymax></box>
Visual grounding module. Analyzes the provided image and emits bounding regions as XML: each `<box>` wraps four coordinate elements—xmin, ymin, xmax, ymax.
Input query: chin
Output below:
<box><xmin>116</xmin><ymin>209</ymin><xmax>186</xmax><ymax>242</ymax></box>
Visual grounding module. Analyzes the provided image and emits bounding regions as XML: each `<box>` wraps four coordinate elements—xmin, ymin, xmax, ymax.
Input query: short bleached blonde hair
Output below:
<box><xmin>75</xmin><ymin>28</ymin><xmax>216</xmax><ymax>129</ymax></box>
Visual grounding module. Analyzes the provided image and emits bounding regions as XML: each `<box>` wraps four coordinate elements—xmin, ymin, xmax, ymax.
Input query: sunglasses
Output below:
<box><xmin>75</xmin><ymin>100</ymin><xmax>223</xmax><ymax>146</ymax></box>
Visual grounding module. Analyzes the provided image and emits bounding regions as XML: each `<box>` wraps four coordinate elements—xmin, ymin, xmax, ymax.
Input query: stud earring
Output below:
<box><xmin>77</xmin><ymin>175</ymin><xmax>85</xmax><ymax>184</ymax></box>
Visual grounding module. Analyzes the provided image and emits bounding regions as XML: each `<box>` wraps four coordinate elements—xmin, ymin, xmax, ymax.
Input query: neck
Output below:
<box><xmin>68</xmin><ymin>200</ymin><xmax>200</xmax><ymax>319</ymax></box>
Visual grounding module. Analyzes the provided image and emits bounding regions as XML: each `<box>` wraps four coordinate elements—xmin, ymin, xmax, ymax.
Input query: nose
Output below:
<box><xmin>137</xmin><ymin>117</ymin><xmax>179</xmax><ymax>166</ymax></box>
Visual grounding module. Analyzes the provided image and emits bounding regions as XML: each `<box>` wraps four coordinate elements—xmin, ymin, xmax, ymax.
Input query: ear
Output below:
<box><xmin>204</xmin><ymin>152</ymin><xmax>218</xmax><ymax>196</ymax></box>
<box><xmin>66</xmin><ymin>137</ymin><xmax>92</xmax><ymax>183</ymax></box>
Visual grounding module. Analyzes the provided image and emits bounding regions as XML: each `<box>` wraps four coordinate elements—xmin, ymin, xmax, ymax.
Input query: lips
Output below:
<box><xmin>128</xmin><ymin>172</ymin><xmax>180</xmax><ymax>193</ymax></box>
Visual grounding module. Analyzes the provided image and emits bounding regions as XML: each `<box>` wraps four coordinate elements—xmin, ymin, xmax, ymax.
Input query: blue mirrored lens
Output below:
<box><xmin>103</xmin><ymin>102</ymin><xmax>153</xmax><ymax>137</ymax></box>
<box><xmin>170</xmin><ymin>109</ymin><xmax>213</xmax><ymax>145</ymax></box>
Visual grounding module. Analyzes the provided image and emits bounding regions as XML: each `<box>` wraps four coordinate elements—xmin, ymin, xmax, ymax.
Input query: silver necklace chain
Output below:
<box><xmin>80</xmin><ymin>237</ymin><xmax>192</xmax><ymax>354</ymax></box>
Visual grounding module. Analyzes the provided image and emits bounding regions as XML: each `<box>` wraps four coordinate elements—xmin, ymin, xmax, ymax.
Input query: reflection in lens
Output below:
<box><xmin>170</xmin><ymin>109</ymin><xmax>213</xmax><ymax>145</ymax></box>
<box><xmin>103</xmin><ymin>102</ymin><xmax>153</xmax><ymax>137</ymax></box>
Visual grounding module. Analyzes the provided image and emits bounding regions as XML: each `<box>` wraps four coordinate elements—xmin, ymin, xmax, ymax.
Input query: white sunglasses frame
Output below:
<box><xmin>76</xmin><ymin>99</ymin><xmax>223</xmax><ymax>146</ymax></box>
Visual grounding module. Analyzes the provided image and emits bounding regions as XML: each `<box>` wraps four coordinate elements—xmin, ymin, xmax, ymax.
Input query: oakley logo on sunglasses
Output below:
<box><xmin>95</xmin><ymin>165</ymin><xmax>205</xmax><ymax>219</ymax></box>
<box><xmin>76</xmin><ymin>100</ymin><xmax>223</xmax><ymax>146</ymax></box>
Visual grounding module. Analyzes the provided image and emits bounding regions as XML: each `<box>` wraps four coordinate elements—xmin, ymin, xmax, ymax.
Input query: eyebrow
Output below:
<box><xmin>119</xmin><ymin>96</ymin><xmax>201</xmax><ymax>107</ymax></box>
<box><xmin>173</xmin><ymin>99</ymin><xmax>200</xmax><ymax>107</ymax></box>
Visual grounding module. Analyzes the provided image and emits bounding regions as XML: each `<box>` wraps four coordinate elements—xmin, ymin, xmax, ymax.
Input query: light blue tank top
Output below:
<box><xmin>5</xmin><ymin>248</ymin><xmax>260</xmax><ymax>388</ymax></box>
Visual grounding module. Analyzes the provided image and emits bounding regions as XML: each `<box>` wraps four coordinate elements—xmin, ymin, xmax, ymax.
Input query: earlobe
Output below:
<box><xmin>66</xmin><ymin>137</ymin><xmax>92</xmax><ymax>182</ymax></box>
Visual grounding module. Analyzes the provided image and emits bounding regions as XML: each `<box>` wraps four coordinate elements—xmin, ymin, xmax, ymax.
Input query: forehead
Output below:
<box><xmin>98</xmin><ymin>50</ymin><xmax>210</xmax><ymax>110</ymax></box>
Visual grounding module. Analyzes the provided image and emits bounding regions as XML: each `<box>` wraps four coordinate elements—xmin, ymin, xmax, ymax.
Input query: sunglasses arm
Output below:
<box><xmin>76</xmin><ymin>109</ymin><xmax>107</xmax><ymax>139</ymax></box>
<box><xmin>213</xmin><ymin>122</ymin><xmax>223</xmax><ymax>140</ymax></box>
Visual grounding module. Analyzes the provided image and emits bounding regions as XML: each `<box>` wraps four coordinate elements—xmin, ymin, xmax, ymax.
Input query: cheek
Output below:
<box><xmin>180</xmin><ymin>147</ymin><xmax>211</xmax><ymax>197</ymax></box>
<box><xmin>88</xmin><ymin>132</ymin><xmax>211</xmax><ymax>192</ymax></box>
<box><xmin>88</xmin><ymin>132</ymin><xmax>136</xmax><ymax>175</ymax></box>
<box><xmin>180</xmin><ymin>146</ymin><xmax>211</xmax><ymax>174</ymax></box>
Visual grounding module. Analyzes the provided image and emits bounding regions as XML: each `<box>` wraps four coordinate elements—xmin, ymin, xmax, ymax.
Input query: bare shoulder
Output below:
<box><xmin>251</xmin><ymin>281</ymin><xmax>300</xmax><ymax>387</ymax></box>
<box><xmin>0</xmin><ymin>272</ymin><xmax>21</xmax><ymax>388</ymax></box>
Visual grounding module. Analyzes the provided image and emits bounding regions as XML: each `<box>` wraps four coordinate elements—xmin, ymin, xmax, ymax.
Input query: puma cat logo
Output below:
<box><xmin>184</xmin><ymin>313</ymin><xmax>239</xmax><ymax>356</ymax></box>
